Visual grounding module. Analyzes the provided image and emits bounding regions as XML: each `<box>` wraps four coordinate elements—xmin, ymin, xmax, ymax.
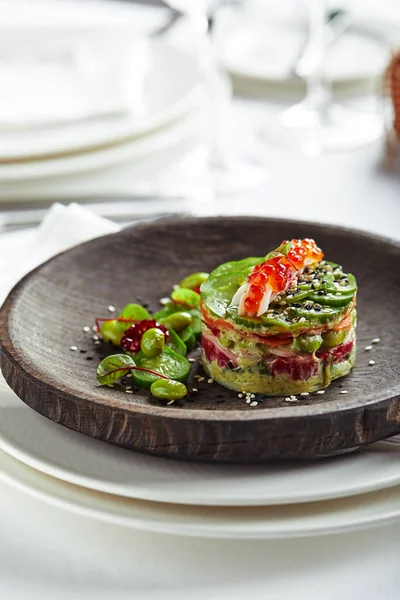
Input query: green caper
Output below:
<box><xmin>140</xmin><ymin>328</ymin><xmax>165</xmax><ymax>358</ymax></box>
<box><xmin>100</xmin><ymin>320</ymin><xmax>123</xmax><ymax>345</ymax></box>
<box><xmin>150</xmin><ymin>379</ymin><xmax>187</xmax><ymax>401</ymax></box>
<box><xmin>160</xmin><ymin>311</ymin><xmax>193</xmax><ymax>332</ymax></box>
<box><xmin>179</xmin><ymin>272</ymin><xmax>209</xmax><ymax>290</ymax></box>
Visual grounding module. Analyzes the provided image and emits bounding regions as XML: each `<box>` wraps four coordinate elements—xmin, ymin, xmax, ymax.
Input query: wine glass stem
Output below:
<box><xmin>188</xmin><ymin>9</ymin><xmax>230</xmax><ymax>168</ymax></box>
<box><xmin>305</xmin><ymin>0</ymin><xmax>331</xmax><ymax>117</ymax></box>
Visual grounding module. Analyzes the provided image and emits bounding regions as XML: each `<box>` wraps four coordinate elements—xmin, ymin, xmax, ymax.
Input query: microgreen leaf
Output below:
<box><xmin>171</xmin><ymin>288</ymin><xmax>200</xmax><ymax>309</ymax></box>
<box><xmin>118</xmin><ymin>303</ymin><xmax>151</xmax><ymax>322</ymax></box>
<box><xmin>97</xmin><ymin>354</ymin><xmax>136</xmax><ymax>386</ymax></box>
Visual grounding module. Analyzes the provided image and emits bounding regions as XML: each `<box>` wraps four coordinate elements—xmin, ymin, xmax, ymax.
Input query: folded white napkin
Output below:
<box><xmin>0</xmin><ymin>203</ymin><xmax>119</xmax><ymax>304</ymax></box>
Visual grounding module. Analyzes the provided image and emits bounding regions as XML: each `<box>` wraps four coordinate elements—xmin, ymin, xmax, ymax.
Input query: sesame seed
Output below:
<box><xmin>188</xmin><ymin>358</ymin><xmax>195</xmax><ymax>363</ymax></box>
<box><xmin>369</xmin><ymin>360</ymin><xmax>376</xmax><ymax>366</ymax></box>
<box><xmin>285</xmin><ymin>397</ymin><xmax>291</xmax><ymax>401</ymax></box>
<box><xmin>126</xmin><ymin>373</ymin><xmax>132</xmax><ymax>378</ymax></box>
<box><xmin>372</xmin><ymin>338</ymin><xmax>380</xmax><ymax>344</ymax></box>
<box><xmin>198</xmin><ymin>377</ymin><xmax>205</xmax><ymax>382</ymax></box>
<box><xmin>298</xmin><ymin>317</ymin><xmax>306</xmax><ymax>323</ymax></box>
<box><xmin>83</xmin><ymin>326</ymin><xmax>90</xmax><ymax>332</ymax></box>
<box><xmin>126</xmin><ymin>386</ymin><xmax>132</xmax><ymax>390</ymax></box>
<box><xmin>94</xmin><ymin>340</ymin><xmax>101</xmax><ymax>345</ymax></box>
<box><xmin>300</xmin><ymin>392</ymin><xmax>309</xmax><ymax>396</ymax></box>
<box><xmin>92</xmin><ymin>325</ymin><xmax>97</xmax><ymax>332</ymax></box>
<box><xmin>167</xmin><ymin>399</ymin><xmax>175</xmax><ymax>405</ymax></box>
<box><xmin>194</xmin><ymin>375</ymin><xmax>201</xmax><ymax>380</ymax></box>
<box><xmin>246</xmin><ymin>398</ymin><xmax>251</xmax><ymax>404</ymax></box>
<box><xmin>172</xmin><ymin>284</ymin><xmax>179</xmax><ymax>290</ymax></box>
<box><xmin>340</xmin><ymin>390</ymin><xmax>348</xmax><ymax>394</ymax></box>
<box><xmin>285</xmin><ymin>397</ymin><xmax>299</xmax><ymax>403</ymax></box>
<box><xmin>125</xmin><ymin>389</ymin><xmax>133</xmax><ymax>394</ymax></box>
<box><xmin>93</xmin><ymin>335</ymin><xmax>99</xmax><ymax>341</ymax></box>
<box><xmin>207</xmin><ymin>378</ymin><xmax>214</xmax><ymax>384</ymax></box>
<box><xmin>316</xmin><ymin>390</ymin><xmax>325</xmax><ymax>395</ymax></box>
<box><xmin>107</xmin><ymin>384</ymin><xmax>114</xmax><ymax>388</ymax></box>
<box><xmin>192</xmin><ymin>388</ymin><xmax>198</xmax><ymax>393</ymax></box>
<box><xmin>70</xmin><ymin>346</ymin><xmax>78</xmax><ymax>351</ymax></box>
<box><xmin>160</xmin><ymin>297</ymin><xmax>170</xmax><ymax>305</ymax></box>
<box><xmin>250</xmin><ymin>401</ymin><xmax>258</xmax><ymax>407</ymax></box>
<box><xmin>238</xmin><ymin>393</ymin><xmax>243</xmax><ymax>398</ymax></box>
<box><xmin>107</xmin><ymin>305</ymin><xmax>115</xmax><ymax>313</ymax></box>
<box><xmin>250</xmin><ymin>393</ymin><xmax>255</xmax><ymax>399</ymax></box>
<box><xmin>364</xmin><ymin>346</ymin><xmax>372</xmax><ymax>351</ymax></box>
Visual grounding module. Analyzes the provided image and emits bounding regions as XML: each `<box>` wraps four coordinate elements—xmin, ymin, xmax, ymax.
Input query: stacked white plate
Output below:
<box><xmin>1</xmin><ymin>373</ymin><xmax>400</xmax><ymax>539</ymax></box>
<box><xmin>0</xmin><ymin>1</ymin><xmax>203</xmax><ymax>187</ymax></box>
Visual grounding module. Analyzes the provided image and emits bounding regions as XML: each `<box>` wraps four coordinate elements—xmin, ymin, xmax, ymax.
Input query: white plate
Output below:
<box><xmin>217</xmin><ymin>17</ymin><xmax>389</xmax><ymax>85</ymax></box>
<box><xmin>0</xmin><ymin>39</ymin><xmax>201</xmax><ymax>161</ymax></box>
<box><xmin>0</xmin><ymin>377</ymin><xmax>400</xmax><ymax>508</ymax></box>
<box><xmin>0</xmin><ymin>109</ymin><xmax>201</xmax><ymax>182</ymax></box>
<box><xmin>2</xmin><ymin>447</ymin><xmax>400</xmax><ymax>539</ymax></box>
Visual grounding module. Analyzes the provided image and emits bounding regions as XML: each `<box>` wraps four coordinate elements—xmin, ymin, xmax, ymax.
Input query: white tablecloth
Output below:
<box><xmin>1</xmin><ymin>1</ymin><xmax>400</xmax><ymax>599</ymax></box>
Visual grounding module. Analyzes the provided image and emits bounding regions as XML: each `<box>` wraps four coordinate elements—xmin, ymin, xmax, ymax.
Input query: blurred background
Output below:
<box><xmin>0</xmin><ymin>0</ymin><xmax>399</xmax><ymax>239</ymax></box>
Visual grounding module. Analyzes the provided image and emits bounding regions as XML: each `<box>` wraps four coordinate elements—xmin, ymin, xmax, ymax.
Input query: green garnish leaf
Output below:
<box><xmin>171</xmin><ymin>287</ymin><xmax>200</xmax><ymax>308</ymax></box>
<box><xmin>97</xmin><ymin>354</ymin><xmax>136</xmax><ymax>386</ymax></box>
<box><xmin>118</xmin><ymin>303</ymin><xmax>151</xmax><ymax>322</ymax></box>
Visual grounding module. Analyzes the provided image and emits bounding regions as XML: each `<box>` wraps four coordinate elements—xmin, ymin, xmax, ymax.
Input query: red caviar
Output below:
<box><xmin>120</xmin><ymin>320</ymin><xmax>169</xmax><ymax>352</ymax></box>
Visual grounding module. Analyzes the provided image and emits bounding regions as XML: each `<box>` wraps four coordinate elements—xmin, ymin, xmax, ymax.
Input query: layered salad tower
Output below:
<box><xmin>200</xmin><ymin>239</ymin><xmax>357</xmax><ymax>395</ymax></box>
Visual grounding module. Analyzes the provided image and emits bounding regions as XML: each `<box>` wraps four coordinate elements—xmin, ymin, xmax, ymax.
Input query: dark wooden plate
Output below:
<box><xmin>1</xmin><ymin>216</ymin><xmax>400</xmax><ymax>463</ymax></box>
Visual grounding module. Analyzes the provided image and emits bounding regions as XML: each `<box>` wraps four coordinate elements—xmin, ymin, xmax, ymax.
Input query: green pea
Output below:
<box><xmin>179</xmin><ymin>272</ymin><xmax>209</xmax><ymax>290</ymax></box>
<box><xmin>171</xmin><ymin>287</ymin><xmax>200</xmax><ymax>308</ymax></box>
<box><xmin>150</xmin><ymin>379</ymin><xmax>187</xmax><ymax>401</ymax></box>
<box><xmin>100</xmin><ymin>320</ymin><xmax>123</xmax><ymax>346</ymax></box>
<box><xmin>160</xmin><ymin>311</ymin><xmax>193</xmax><ymax>332</ymax></box>
<box><xmin>321</xmin><ymin>329</ymin><xmax>347</xmax><ymax>349</ymax></box>
<box><xmin>293</xmin><ymin>334</ymin><xmax>323</xmax><ymax>354</ymax></box>
<box><xmin>140</xmin><ymin>328</ymin><xmax>165</xmax><ymax>358</ymax></box>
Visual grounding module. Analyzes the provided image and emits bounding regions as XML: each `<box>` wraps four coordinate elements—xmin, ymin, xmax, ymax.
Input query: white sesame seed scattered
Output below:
<box><xmin>238</xmin><ymin>393</ymin><xmax>243</xmax><ymax>398</ymax></box>
<box><xmin>198</xmin><ymin>376</ymin><xmax>205</xmax><ymax>382</ymax></box>
<box><xmin>94</xmin><ymin>340</ymin><xmax>101</xmax><ymax>345</ymax></box>
<box><xmin>250</xmin><ymin>401</ymin><xmax>258</xmax><ymax>407</ymax></box>
<box><xmin>126</xmin><ymin>373</ymin><xmax>132</xmax><ymax>378</ymax></box>
<box><xmin>241</xmin><ymin>391</ymin><xmax>246</xmax><ymax>394</ymax></box>
<box><xmin>300</xmin><ymin>392</ymin><xmax>309</xmax><ymax>396</ymax></box>
<box><xmin>207</xmin><ymin>378</ymin><xmax>214</xmax><ymax>384</ymax></box>
<box><xmin>160</xmin><ymin>297</ymin><xmax>170</xmax><ymax>305</ymax></box>
<box><xmin>316</xmin><ymin>390</ymin><xmax>325</xmax><ymax>395</ymax></box>
<box><xmin>126</xmin><ymin>386</ymin><xmax>132</xmax><ymax>390</ymax></box>
<box><xmin>167</xmin><ymin>399</ymin><xmax>175</xmax><ymax>405</ymax></box>
<box><xmin>298</xmin><ymin>317</ymin><xmax>306</xmax><ymax>323</ymax></box>
<box><xmin>364</xmin><ymin>345</ymin><xmax>372</xmax><ymax>351</ymax></box>
<box><xmin>246</xmin><ymin>399</ymin><xmax>251</xmax><ymax>404</ymax></box>
<box><xmin>369</xmin><ymin>360</ymin><xmax>376</xmax><ymax>366</ymax></box>
<box><xmin>107</xmin><ymin>384</ymin><xmax>114</xmax><ymax>388</ymax></box>
<box><xmin>188</xmin><ymin>358</ymin><xmax>195</xmax><ymax>363</ymax></box>
<box><xmin>340</xmin><ymin>390</ymin><xmax>348</xmax><ymax>394</ymax></box>
<box><xmin>70</xmin><ymin>346</ymin><xmax>78</xmax><ymax>351</ymax></box>
<box><xmin>285</xmin><ymin>397</ymin><xmax>291</xmax><ymax>401</ymax></box>
<box><xmin>107</xmin><ymin>305</ymin><xmax>115</xmax><ymax>313</ymax></box>
<box><xmin>287</xmin><ymin>294</ymin><xmax>293</xmax><ymax>299</ymax></box>
<box><xmin>372</xmin><ymin>338</ymin><xmax>380</xmax><ymax>344</ymax></box>
<box><xmin>83</xmin><ymin>326</ymin><xmax>90</xmax><ymax>332</ymax></box>
<box><xmin>250</xmin><ymin>393</ymin><xmax>256</xmax><ymax>399</ymax></box>
<box><xmin>172</xmin><ymin>284</ymin><xmax>179</xmax><ymax>290</ymax></box>
<box><xmin>125</xmin><ymin>389</ymin><xmax>133</xmax><ymax>394</ymax></box>
<box><xmin>192</xmin><ymin>388</ymin><xmax>198</xmax><ymax>392</ymax></box>
<box><xmin>285</xmin><ymin>398</ymin><xmax>299</xmax><ymax>403</ymax></box>
<box><xmin>93</xmin><ymin>335</ymin><xmax>99</xmax><ymax>341</ymax></box>
<box><xmin>92</xmin><ymin>325</ymin><xmax>97</xmax><ymax>332</ymax></box>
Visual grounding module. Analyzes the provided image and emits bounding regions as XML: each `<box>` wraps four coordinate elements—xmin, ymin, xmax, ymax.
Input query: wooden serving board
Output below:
<box><xmin>1</xmin><ymin>217</ymin><xmax>400</xmax><ymax>462</ymax></box>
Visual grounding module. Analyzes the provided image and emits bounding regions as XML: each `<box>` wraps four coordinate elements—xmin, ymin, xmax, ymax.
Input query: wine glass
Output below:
<box><xmin>263</xmin><ymin>0</ymin><xmax>383</xmax><ymax>155</ymax></box>
<box><xmin>163</xmin><ymin>0</ymin><xmax>267</xmax><ymax>195</ymax></box>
